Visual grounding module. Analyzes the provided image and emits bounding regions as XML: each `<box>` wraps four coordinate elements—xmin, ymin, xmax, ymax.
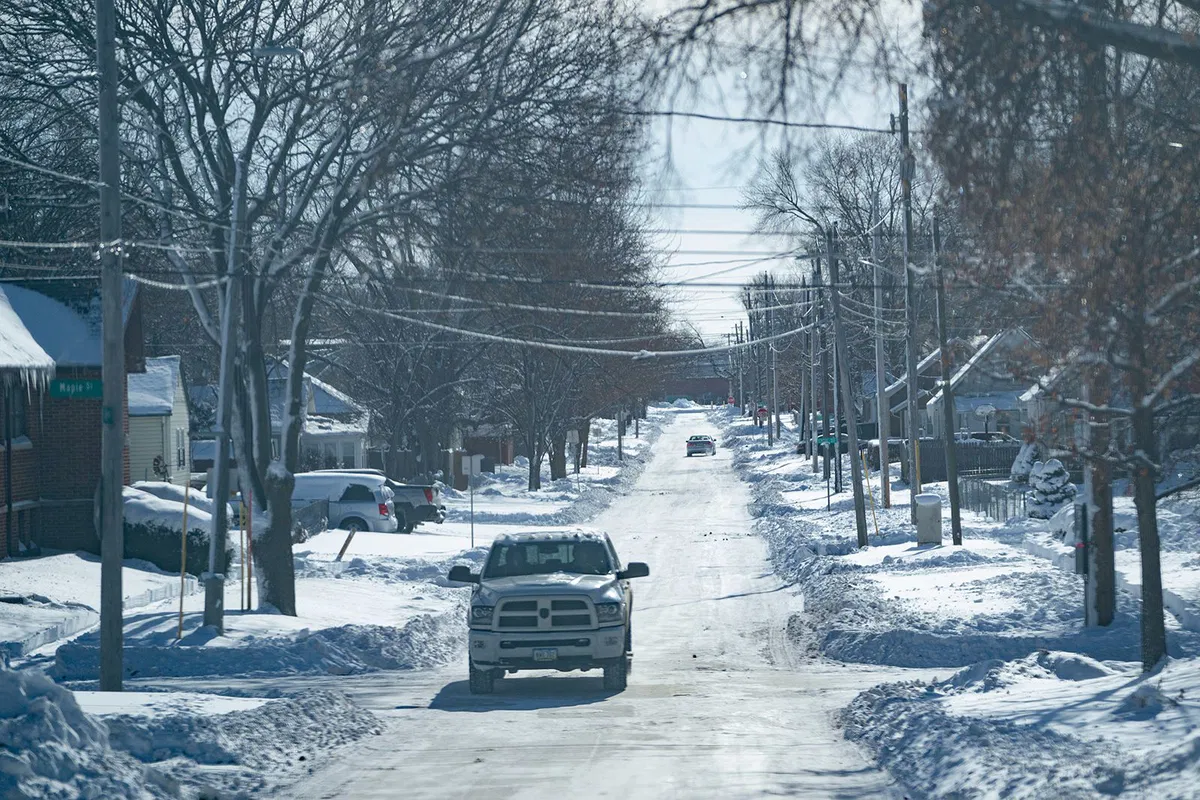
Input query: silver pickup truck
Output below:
<box><xmin>449</xmin><ymin>530</ymin><xmax>650</xmax><ymax>694</ymax></box>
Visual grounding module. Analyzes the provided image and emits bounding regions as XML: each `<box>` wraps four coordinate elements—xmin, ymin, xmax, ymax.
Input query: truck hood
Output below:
<box><xmin>477</xmin><ymin>573</ymin><xmax>621</xmax><ymax>604</ymax></box>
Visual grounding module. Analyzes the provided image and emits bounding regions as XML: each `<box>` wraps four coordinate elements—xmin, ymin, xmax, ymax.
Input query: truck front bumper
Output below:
<box><xmin>469</xmin><ymin>625</ymin><xmax>626</xmax><ymax>670</ymax></box>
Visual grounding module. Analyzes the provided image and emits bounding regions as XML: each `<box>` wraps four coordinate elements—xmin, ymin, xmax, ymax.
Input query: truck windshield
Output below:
<box><xmin>484</xmin><ymin>541</ymin><xmax>612</xmax><ymax>578</ymax></box>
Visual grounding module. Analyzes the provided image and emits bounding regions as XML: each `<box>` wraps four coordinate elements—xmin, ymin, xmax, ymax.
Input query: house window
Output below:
<box><xmin>323</xmin><ymin>442</ymin><xmax>338</xmax><ymax>469</ymax></box>
<box><xmin>7</xmin><ymin>389</ymin><xmax>26</xmax><ymax>438</ymax></box>
<box><xmin>175</xmin><ymin>428</ymin><xmax>187</xmax><ymax>469</ymax></box>
<box><xmin>342</xmin><ymin>441</ymin><xmax>355</xmax><ymax>469</ymax></box>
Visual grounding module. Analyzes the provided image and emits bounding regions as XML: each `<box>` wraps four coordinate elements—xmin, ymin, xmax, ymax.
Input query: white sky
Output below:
<box><xmin>640</xmin><ymin>2</ymin><xmax>923</xmax><ymax>342</ymax></box>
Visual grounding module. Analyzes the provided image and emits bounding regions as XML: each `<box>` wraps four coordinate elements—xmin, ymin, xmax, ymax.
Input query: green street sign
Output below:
<box><xmin>817</xmin><ymin>435</ymin><xmax>839</xmax><ymax>445</ymax></box>
<box><xmin>50</xmin><ymin>378</ymin><xmax>103</xmax><ymax>399</ymax></box>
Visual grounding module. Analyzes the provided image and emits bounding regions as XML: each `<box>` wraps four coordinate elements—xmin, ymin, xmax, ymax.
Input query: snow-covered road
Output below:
<box><xmin>281</xmin><ymin>412</ymin><xmax>915</xmax><ymax>799</ymax></box>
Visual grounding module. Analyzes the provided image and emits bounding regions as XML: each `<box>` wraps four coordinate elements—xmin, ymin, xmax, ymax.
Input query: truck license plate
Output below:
<box><xmin>533</xmin><ymin>648</ymin><xmax>557</xmax><ymax>662</ymax></box>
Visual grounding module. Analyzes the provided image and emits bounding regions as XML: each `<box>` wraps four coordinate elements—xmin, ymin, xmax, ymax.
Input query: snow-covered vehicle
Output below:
<box><xmin>448</xmin><ymin>530</ymin><xmax>650</xmax><ymax>694</ymax></box>
<box><xmin>686</xmin><ymin>434</ymin><xmax>717</xmax><ymax>456</ymax></box>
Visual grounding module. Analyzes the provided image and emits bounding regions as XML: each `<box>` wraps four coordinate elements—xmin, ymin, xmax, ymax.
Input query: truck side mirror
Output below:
<box><xmin>619</xmin><ymin>562</ymin><xmax>650</xmax><ymax>579</ymax></box>
<box><xmin>448</xmin><ymin>565</ymin><xmax>480</xmax><ymax>584</ymax></box>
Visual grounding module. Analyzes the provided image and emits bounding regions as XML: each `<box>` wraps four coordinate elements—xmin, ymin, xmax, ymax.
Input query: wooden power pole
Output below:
<box><xmin>872</xmin><ymin>202</ymin><xmax>891</xmax><ymax>508</ymax></box>
<box><xmin>96</xmin><ymin>0</ymin><xmax>125</xmax><ymax>692</ymax></box>
<box><xmin>933</xmin><ymin>218</ymin><xmax>963</xmax><ymax>544</ymax></box>
<box><xmin>899</xmin><ymin>83</ymin><xmax>922</xmax><ymax>524</ymax></box>
<box><xmin>827</xmin><ymin>229</ymin><xmax>869</xmax><ymax>547</ymax></box>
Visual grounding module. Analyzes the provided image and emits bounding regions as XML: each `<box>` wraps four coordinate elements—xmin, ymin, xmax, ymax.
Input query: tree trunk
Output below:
<box><xmin>258</xmin><ymin>464</ymin><xmax>297</xmax><ymax>615</ymax></box>
<box><xmin>549</xmin><ymin>433</ymin><xmax>567</xmax><ymax>481</ymax></box>
<box><xmin>1132</xmin><ymin>403</ymin><xmax>1167</xmax><ymax>671</ymax></box>
<box><xmin>578</xmin><ymin>420</ymin><xmax>590</xmax><ymax>469</ymax></box>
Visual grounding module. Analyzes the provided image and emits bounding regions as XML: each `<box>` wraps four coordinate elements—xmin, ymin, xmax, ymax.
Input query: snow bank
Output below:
<box><xmin>132</xmin><ymin>481</ymin><xmax>224</xmax><ymax>518</ymax></box>
<box><xmin>845</xmin><ymin>653</ymin><xmax>1200</xmax><ymax>799</ymax></box>
<box><xmin>712</xmin><ymin>406</ymin><xmax>1200</xmax><ymax>668</ymax></box>
<box><xmin>102</xmin><ymin>690</ymin><xmax>381</xmax><ymax>795</ymax></box>
<box><xmin>0</xmin><ymin>664</ymin><xmax>177</xmax><ymax>798</ymax></box>
<box><xmin>52</xmin><ymin>604</ymin><xmax>466</xmax><ymax>681</ymax></box>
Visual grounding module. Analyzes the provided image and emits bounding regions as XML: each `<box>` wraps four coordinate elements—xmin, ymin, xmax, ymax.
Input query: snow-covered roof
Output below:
<box><xmin>127</xmin><ymin>355</ymin><xmax>180</xmax><ymax>416</ymax></box>
<box><xmin>883</xmin><ymin>347</ymin><xmax>943</xmax><ymax>398</ymax></box>
<box><xmin>304</xmin><ymin>413</ymin><xmax>369</xmax><ymax>438</ymax></box>
<box><xmin>927</xmin><ymin>329</ymin><xmax>1036</xmax><ymax>408</ymax></box>
<box><xmin>306</xmin><ymin>372</ymin><xmax>364</xmax><ymax>416</ymax></box>
<box><xmin>0</xmin><ymin>280</ymin><xmax>138</xmax><ymax>369</ymax></box>
<box><xmin>0</xmin><ymin>285</ymin><xmax>55</xmax><ymax>384</ymax></box>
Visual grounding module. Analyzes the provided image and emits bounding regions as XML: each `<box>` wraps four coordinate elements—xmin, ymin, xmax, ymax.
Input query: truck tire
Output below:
<box><xmin>468</xmin><ymin>662</ymin><xmax>495</xmax><ymax>694</ymax></box>
<box><xmin>602</xmin><ymin>657</ymin><xmax>628</xmax><ymax>692</ymax></box>
<box><xmin>395</xmin><ymin>507</ymin><xmax>413</xmax><ymax>534</ymax></box>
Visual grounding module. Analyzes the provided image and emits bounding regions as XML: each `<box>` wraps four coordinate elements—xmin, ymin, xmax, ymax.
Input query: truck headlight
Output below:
<box><xmin>470</xmin><ymin>605</ymin><xmax>494</xmax><ymax>625</ymax></box>
<box><xmin>595</xmin><ymin>603</ymin><xmax>622</xmax><ymax>623</ymax></box>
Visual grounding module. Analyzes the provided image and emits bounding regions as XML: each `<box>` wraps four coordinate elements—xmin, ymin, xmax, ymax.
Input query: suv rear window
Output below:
<box><xmin>339</xmin><ymin>483</ymin><xmax>375</xmax><ymax>503</ymax></box>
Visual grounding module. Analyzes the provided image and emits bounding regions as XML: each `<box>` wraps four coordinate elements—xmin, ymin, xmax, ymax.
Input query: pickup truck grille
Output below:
<box><xmin>495</xmin><ymin>596</ymin><xmax>596</xmax><ymax>630</ymax></box>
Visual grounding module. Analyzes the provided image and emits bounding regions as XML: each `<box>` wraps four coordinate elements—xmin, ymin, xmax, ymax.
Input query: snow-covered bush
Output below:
<box><xmin>1010</xmin><ymin>442</ymin><xmax>1039</xmax><ymax>483</ymax></box>
<box><xmin>123</xmin><ymin>487</ymin><xmax>232</xmax><ymax>576</ymax></box>
<box><xmin>1028</xmin><ymin>458</ymin><xmax>1077</xmax><ymax>519</ymax></box>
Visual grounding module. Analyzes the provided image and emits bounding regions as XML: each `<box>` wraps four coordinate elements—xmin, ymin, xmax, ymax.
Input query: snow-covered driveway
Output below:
<box><xmin>284</xmin><ymin>411</ymin><xmax>917</xmax><ymax>799</ymax></box>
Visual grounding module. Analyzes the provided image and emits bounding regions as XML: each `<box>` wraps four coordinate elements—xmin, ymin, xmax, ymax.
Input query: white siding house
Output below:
<box><xmin>128</xmin><ymin>356</ymin><xmax>190</xmax><ymax>483</ymax></box>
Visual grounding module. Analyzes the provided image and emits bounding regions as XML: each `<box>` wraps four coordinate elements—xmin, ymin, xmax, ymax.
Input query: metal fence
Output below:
<box><xmin>957</xmin><ymin>476</ymin><xmax>1027</xmax><ymax>521</ymax></box>
<box><xmin>292</xmin><ymin>499</ymin><xmax>329</xmax><ymax>543</ymax></box>
<box><xmin>901</xmin><ymin>439</ymin><xmax>1024</xmax><ymax>483</ymax></box>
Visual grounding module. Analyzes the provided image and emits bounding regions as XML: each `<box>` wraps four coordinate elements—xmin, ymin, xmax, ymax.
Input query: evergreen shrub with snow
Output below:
<box><xmin>1027</xmin><ymin>458</ymin><xmax>1077</xmax><ymax>519</ymax></box>
<box><xmin>1010</xmin><ymin>442</ymin><xmax>1039</xmax><ymax>483</ymax></box>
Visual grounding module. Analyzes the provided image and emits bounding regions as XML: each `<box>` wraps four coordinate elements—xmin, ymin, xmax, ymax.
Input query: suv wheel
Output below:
<box><xmin>602</xmin><ymin>657</ymin><xmax>628</xmax><ymax>692</ymax></box>
<box><xmin>468</xmin><ymin>661</ymin><xmax>495</xmax><ymax>694</ymax></box>
<box><xmin>343</xmin><ymin>518</ymin><xmax>366</xmax><ymax>533</ymax></box>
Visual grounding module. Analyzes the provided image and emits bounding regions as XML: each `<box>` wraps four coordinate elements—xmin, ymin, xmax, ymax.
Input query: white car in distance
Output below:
<box><xmin>449</xmin><ymin>530</ymin><xmax>650</xmax><ymax>694</ymax></box>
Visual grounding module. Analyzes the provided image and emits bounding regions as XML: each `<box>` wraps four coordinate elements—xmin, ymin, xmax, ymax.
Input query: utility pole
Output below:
<box><xmin>737</xmin><ymin>323</ymin><xmax>745</xmax><ymax>412</ymax></box>
<box><xmin>899</xmin><ymin>83</ymin><xmax>922</xmax><ymax>523</ymax></box>
<box><xmin>933</xmin><ymin>218</ymin><xmax>962</xmax><ymax>545</ymax></box>
<box><xmin>766</xmin><ymin>276</ymin><xmax>775</xmax><ymax>446</ymax></box>
<box><xmin>815</xmin><ymin>263</ymin><xmax>831</xmax><ymax>481</ymax></box>
<box><xmin>830</xmin><ymin>229</ymin><xmax>842</xmax><ymax>494</ymax></box>
<box><xmin>872</xmin><ymin>202</ymin><xmax>891</xmax><ymax>508</ymax></box>
<box><xmin>827</xmin><ymin>229</ymin><xmax>869</xmax><ymax>547</ymax></box>
<box><xmin>97</xmin><ymin>0</ymin><xmax>125</xmax><ymax>692</ymax></box>
<box><xmin>204</xmin><ymin>161</ymin><xmax>245</xmax><ymax>632</ymax></box>
<box><xmin>809</xmin><ymin>275</ymin><xmax>819</xmax><ymax>472</ymax></box>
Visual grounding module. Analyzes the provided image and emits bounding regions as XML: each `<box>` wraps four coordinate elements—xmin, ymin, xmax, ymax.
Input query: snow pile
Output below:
<box><xmin>671</xmin><ymin>397</ymin><xmax>698</xmax><ymax>409</ymax></box>
<box><xmin>0</xmin><ymin>664</ymin><xmax>177</xmax><ymax>799</ymax></box>
<box><xmin>1027</xmin><ymin>458</ymin><xmax>1077</xmax><ymax>519</ymax></box>
<box><xmin>103</xmin><ymin>690</ymin><xmax>381</xmax><ymax>795</ymax></box>
<box><xmin>132</xmin><ymin>481</ymin><xmax>225</xmax><ymax>518</ymax></box>
<box><xmin>845</xmin><ymin>653</ymin><xmax>1200</xmax><ymax>799</ymax></box>
<box><xmin>53</xmin><ymin>604</ymin><xmax>466</xmax><ymax>681</ymax></box>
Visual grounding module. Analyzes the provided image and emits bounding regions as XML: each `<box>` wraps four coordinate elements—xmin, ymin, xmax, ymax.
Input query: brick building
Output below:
<box><xmin>0</xmin><ymin>280</ymin><xmax>141</xmax><ymax>559</ymax></box>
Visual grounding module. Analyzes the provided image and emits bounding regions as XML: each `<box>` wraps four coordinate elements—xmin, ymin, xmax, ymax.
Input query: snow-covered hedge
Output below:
<box><xmin>123</xmin><ymin>487</ymin><xmax>232</xmax><ymax>577</ymax></box>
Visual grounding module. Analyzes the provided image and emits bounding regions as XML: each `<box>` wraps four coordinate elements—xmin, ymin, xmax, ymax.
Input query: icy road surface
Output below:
<box><xmin>290</xmin><ymin>414</ymin><xmax>913</xmax><ymax>799</ymax></box>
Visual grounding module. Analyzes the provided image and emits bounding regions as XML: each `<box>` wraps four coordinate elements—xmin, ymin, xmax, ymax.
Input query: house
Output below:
<box><xmin>0</xmin><ymin>279</ymin><xmax>142</xmax><ymax>559</ymax></box>
<box><xmin>661</xmin><ymin>355</ymin><xmax>729</xmax><ymax>404</ymax></box>
<box><xmin>924</xmin><ymin>328</ymin><xmax>1038</xmax><ymax>439</ymax></box>
<box><xmin>189</xmin><ymin>361</ymin><xmax>370</xmax><ymax>471</ymax></box>
<box><xmin>462</xmin><ymin>423</ymin><xmax>515</xmax><ymax>466</ymax></box>
<box><xmin>878</xmin><ymin>340</ymin><xmax>976</xmax><ymax>437</ymax></box>
<box><xmin>127</xmin><ymin>355</ymin><xmax>190</xmax><ymax>484</ymax></box>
